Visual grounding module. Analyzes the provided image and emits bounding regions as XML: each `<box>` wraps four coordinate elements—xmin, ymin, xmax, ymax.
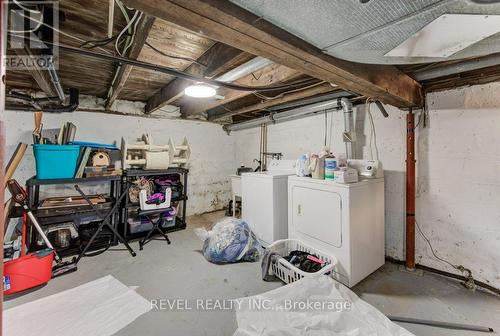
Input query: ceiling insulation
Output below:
<box><xmin>230</xmin><ymin>0</ymin><xmax>500</xmax><ymax>64</ymax></box>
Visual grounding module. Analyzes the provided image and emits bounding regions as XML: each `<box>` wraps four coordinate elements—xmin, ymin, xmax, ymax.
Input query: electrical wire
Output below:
<box><xmin>115</xmin><ymin>10</ymin><xmax>139</xmax><ymax>56</ymax></box>
<box><xmin>415</xmin><ymin>219</ymin><xmax>476</xmax><ymax>289</ymax></box>
<box><xmin>145</xmin><ymin>41</ymin><xmax>207</xmax><ymax>66</ymax></box>
<box><xmin>16</xmin><ymin>34</ymin><xmax>321</xmax><ymax>93</ymax></box>
<box><xmin>8</xmin><ymin>10</ymin><xmax>113</xmax><ymax>55</ymax></box>
<box><xmin>366</xmin><ymin>97</ymin><xmax>379</xmax><ymax>160</ymax></box>
<box><xmin>122</xmin><ymin>11</ymin><xmax>142</xmax><ymax>55</ymax></box>
<box><xmin>114</xmin><ymin>0</ymin><xmax>133</xmax><ymax>56</ymax></box>
<box><xmin>13</xmin><ymin>0</ymin><xmax>41</xmax><ymax>13</ymax></box>
<box><xmin>324</xmin><ymin>110</ymin><xmax>327</xmax><ymax>146</ymax></box>
<box><xmin>252</xmin><ymin>80</ymin><xmax>325</xmax><ymax>101</ymax></box>
<box><xmin>414</xmin><ymin>110</ymin><xmax>424</xmax><ymax>130</ymax></box>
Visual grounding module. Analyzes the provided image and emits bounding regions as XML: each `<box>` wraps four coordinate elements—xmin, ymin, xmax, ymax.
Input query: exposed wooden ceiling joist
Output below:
<box><xmin>145</xmin><ymin>42</ymin><xmax>251</xmax><ymax>114</ymax></box>
<box><xmin>105</xmin><ymin>15</ymin><xmax>155</xmax><ymax>109</ymax></box>
<box><xmin>208</xmin><ymin>82</ymin><xmax>339</xmax><ymax>121</ymax></box>
<box><xmin>14</xmin><ymin>48</ymin><xmax>58</xmax><ymax>97</ymax></box>
<box><xmin>122</xmin><ymin>0</ymin><xmax>423</xmax><ymax>108</ymax></box>
<box><xmin>181</xmin><ymin>63</ymin><xmax>301</xmax><ymax>118</ymax></box>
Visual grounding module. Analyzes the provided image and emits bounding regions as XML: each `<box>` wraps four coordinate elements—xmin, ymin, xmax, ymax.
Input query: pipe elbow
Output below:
<box><xmin>339</xmin><ymin>97</ymin><xmax>353</xmax><ymax>113</ymax></box>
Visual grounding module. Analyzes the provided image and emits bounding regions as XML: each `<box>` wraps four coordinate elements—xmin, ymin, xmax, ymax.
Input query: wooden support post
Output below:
<box><xmin>406</xmin><ymin>108</ymin><xmax>416</xmax><ymax>270</ymax></box>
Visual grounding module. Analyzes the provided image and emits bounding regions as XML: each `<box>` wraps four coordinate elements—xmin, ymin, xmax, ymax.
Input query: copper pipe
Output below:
<box><xmin>406</xmin><ymin>108</ymin><xmax>416</xmax><ymax>269</ymax></box>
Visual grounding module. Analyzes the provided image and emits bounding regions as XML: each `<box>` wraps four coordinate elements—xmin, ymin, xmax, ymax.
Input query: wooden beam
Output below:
<box><xmin>14</xmin><ymin>48</ymin><xmax>58</xmax><ymax>97</ymax></box>
<box><xmin>105</xmin><ymin>15</ymin><xmax>155</xmax><ymax>110</ymax></box>
<box><xmin>181</xmin><ymin>63</ymin><xmax>300</xmax><ymax>117</ymax></box>
<box><xmin>208</xmin><ymin>82</ymin><xmax>338</xmax><ymax>121</ymax></box>
<box><xmin>122</xmin><ymin>0</ymin><xmax>423</xmax><ymax>107</ymax></box>
<box><xmin>145</xmin><ymin>42</ymin><xmax>250</xmax><ymax>114</ymax></box>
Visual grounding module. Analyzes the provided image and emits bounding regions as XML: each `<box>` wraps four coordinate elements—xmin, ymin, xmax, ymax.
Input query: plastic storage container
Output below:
<box><xmin>267</xmin><ymin>239</ymin><xmax>337</xmax><ymax>284</ymax></box>
<box><xmin>128</xmin><ymin>207</ymin><xmax>177</xmax><ymax>234</ymax></box>
<box><xmin>33</xmin><ymin>144</ymin><xmax>81</xmax><ymax>179</ymax></box>
<box><xmin>3</xmin><ymin>248</ymin><xmax>54</xmax><ymax>295</ymax></box>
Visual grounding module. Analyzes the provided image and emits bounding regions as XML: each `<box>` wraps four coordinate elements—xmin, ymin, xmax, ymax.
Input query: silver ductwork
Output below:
<box><xmin>216</xmin><ymin>57</ymin><xmax>273</xmax><ymax>83</ymax></box>
<box><xmin>339</xmin><ymin>97</ymin><xmax>355</xmax><ymax>159</ymax></box>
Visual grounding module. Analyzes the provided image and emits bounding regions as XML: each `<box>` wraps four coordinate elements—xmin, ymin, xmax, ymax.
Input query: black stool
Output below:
<box><xmin>138</xmin><ymin>208</ymin><xmax>172</xmax><ymax>250</ymax></box>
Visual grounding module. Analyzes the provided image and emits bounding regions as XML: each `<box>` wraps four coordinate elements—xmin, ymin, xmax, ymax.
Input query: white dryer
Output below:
<box><xmin>288</xmin><ymin>176</ymin><xmax>385</xmax><ymax>287</ymax></box>
<box><xmin>242</xmin><ymin>160</ymin><xmax>296</xmax><ymax>246</ymax></box>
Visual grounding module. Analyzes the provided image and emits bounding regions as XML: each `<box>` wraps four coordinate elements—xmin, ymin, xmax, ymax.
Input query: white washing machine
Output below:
<box><xmin>288</xmin><ymin>176</ymin><xmax>385</xmax><ymax>287</ymax></box>
<box><xmin>242</xmin><ymin>160</ymin><xmax>297</xmax><ymax>246</ymax></box>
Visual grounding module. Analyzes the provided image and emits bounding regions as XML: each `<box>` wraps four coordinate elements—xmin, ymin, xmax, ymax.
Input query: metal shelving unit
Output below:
<box><xmin>25</xmin><ymin>175</ymin><xmax>122</xmax><ymax>257</ymax></box>
<box><xmin>121</xmin><ymin>168</ymin><xmax>188</xmax><ymax>241</ymax></box>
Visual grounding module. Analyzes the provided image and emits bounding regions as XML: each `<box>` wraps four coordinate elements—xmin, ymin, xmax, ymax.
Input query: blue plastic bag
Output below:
<box><xmin>194</xmin><ymin>218</ymin><xmax>262</xmax><ymax>264</ymax></box>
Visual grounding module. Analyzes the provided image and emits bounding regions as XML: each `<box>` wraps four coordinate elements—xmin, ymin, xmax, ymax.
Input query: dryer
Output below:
<box><xmin>288</xmin><ymin>176</ymin><xmax>385</xmax><ymax>287</ymax></box>
<box><xmin>242</xmin><ymin>160</ymin><xmax>296</xmax><ymax>246</ymax></box>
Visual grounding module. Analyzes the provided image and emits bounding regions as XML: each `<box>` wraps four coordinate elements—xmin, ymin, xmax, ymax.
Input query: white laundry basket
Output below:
<box><xmin>267</xmin><ymin>239</ymin><xmax>337</xmax><ymax>284</ymax></box>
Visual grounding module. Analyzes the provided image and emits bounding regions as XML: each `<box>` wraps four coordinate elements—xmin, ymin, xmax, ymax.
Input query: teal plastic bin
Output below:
<box><xmin>33</xmin><ymin>145</ymin><xmax>81</xmax><ymax>179</ymax></box>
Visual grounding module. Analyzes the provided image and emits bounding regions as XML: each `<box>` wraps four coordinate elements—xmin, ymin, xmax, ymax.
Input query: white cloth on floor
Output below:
<box><xmin>4</xmin><ymin>275</ymin><xmax>151</xmax><ymax>336</ymax></box>
<box><xmin>233</xmin><ymin>275</ymin><xmax>414</xmax><ymax>336</ymax></box>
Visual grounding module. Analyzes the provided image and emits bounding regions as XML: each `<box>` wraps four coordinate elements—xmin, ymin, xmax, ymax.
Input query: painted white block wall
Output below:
<box><xmin>232</xmin><ymin>82</ymin><xmax>500</xmax><ymax>288</ymax></box>
<box><xmin>5</xmin><ymin>110</ymin><xmax>234</xmax><ymax>215</ymax></box>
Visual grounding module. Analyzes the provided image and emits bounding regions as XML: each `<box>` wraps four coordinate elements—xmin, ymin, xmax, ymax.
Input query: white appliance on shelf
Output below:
<box><xmin>242</xmin><ymin>160</ymin><xmax>297</xmax><ymax>246</ymax></box>
<box><xmin>288</xmin><ymin>176</ymin><xmax>385</xmax><ymax>287</ymax></box>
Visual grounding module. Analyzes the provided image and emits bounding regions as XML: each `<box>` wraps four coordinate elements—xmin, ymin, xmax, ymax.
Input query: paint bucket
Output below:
<box><xmin>324</xmin><ymin>158</ymin><xmax>337</xmax><ymax>180</ymax></box>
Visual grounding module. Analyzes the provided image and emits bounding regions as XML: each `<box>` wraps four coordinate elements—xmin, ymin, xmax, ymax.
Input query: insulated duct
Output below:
<box><xmin>224</xmin><ymin>99</ymin><xmax>342</xmax><ymax>133</ymax></box>
<box><xmin>224</xmin><ymin>93</ymin><xmax>356</xmax><ymax>134</ymax></box>
<box><xmin>216</xmin><ymin>57</ymin><xmax>273</xmax><ymax>83</ymax></box>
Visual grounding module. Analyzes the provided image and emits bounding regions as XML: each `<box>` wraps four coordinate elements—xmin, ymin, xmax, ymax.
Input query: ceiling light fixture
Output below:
<box><xmin>184</xmin><ymin>84</ymin><xmax>216</xmax><ymax>98</ymax></box>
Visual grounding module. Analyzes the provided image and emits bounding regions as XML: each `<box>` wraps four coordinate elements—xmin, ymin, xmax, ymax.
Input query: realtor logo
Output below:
<box><xmin>3</xmin><ymin>0</ymin><xmax>59</xmax><ymax>70</ymax></box>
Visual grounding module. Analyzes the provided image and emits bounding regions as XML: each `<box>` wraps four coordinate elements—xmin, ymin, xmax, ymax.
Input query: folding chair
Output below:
<box><xmin>137</xmin><ymin>208</ymin><xmax>171</xmax><ymax>250</ymax></box>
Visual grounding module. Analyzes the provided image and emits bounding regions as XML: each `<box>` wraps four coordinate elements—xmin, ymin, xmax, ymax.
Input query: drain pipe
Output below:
<box><xmin>47</xmin><ymin>60</ymin><xmax>65</xmax><ymax>102</ymax></box>
<box><xmin>406</xmin><ymin>108</ymin><xmax>416</xmax><ymax>270</ymax></box>
<box><xmin>6</xmin><ymin>88</ymin><xmax>79</xmax><ymax>113</ymax></box>
<box><xmin>339</xmin><ymin>97</ymin><xmax>355</xmax><ymax>159</ymax></box>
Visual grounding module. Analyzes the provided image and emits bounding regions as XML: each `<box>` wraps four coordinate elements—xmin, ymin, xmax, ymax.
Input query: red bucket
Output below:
<box><xmin>3</xmin><ymin>248</ymin><xmax>54</xmax><ymax>295</ymax></box>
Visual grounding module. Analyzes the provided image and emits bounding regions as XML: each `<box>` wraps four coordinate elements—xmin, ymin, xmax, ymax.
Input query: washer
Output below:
<box><xmin>288</xmin><ymin>176</ymin><xmax>385</xmax><ymax>287</ymax></box>
<box><xmin>241</xmin><ymin>160</ymin><xmax>296</xmax><ymax>246</ymax></box>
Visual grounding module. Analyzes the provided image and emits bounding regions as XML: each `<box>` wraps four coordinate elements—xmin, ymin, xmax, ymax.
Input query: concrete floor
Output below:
<box><xmin>5</xmin><ymin>211</ymin><xmax>500</xmax><ymax>336</ymax></box>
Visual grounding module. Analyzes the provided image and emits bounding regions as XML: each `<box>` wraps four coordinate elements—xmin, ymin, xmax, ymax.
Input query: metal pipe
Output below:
<box><xmin>340</xmin><ymin>97</ymin><xmax>354</xmax><ymax>159</ymax></box>
<box><xmin>47</xmin><ymin>58</ymin><xmax>65</xmax><ymax>102</ymax></box>
<box><xmin>405</xmin><ymin>108</ymin><xmax>416</xmax><ymax>270</ymax></box>
<box><xmin>268</xmin><ymin>90</ymin><xmax>353</xmax><ymax>112</ymax></box>
<box><xmin>224</xmin><ymin>99</ymin><xmax>343</xmax><ymax>132</ymax></box>
<box><xmin>387</xmin><ymin>316</ymin><xmax>493</xmax><ymax>333</ymax></box>
<box><xmin>216</xmin><ymin>57</ymin><xmax>273</xmax><ymax>83</ymax></box>
<box><xmin>413</xmin><ymin>53</ymin><xmax>500</xmax><ymax>81</ymax></box>
<box><xmin>374</xmin><ymin>100</ymin><xmax>389</xmax><ymax>118</ymax></box>
<box><xmin>7</xmin><ymin>88</ymin><xmax>79</xmax><ymax>113</ymax></box>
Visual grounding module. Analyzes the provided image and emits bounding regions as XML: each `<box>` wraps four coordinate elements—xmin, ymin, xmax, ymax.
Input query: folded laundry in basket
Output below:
<box><xmin>261</xmin><ymin>250</ymin><xmax>282</xmax><ymax>281</ymax></box>
<box><xmin>284</xmin><ymin>250</ymin><xmax>324</xmax><ymax>273</ymax></box>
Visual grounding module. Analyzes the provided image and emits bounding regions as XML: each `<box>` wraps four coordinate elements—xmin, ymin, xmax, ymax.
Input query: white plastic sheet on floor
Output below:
<box><xmin>233</xmin><ymin>275</ymin><xmax>414</xmax><ymax>336</ymax></box>
<box><xmin>4</xmin><ymin>275</ymin><xmax>151</xmax><ymax>336</ymax></box>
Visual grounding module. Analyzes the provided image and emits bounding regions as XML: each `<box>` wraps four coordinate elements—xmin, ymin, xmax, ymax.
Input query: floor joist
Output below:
<box><xmin>145</xmin><ymin>42</ymin><xmax>251</xmax><ymax>114</ymax></box>
<box><xmin>123</xmin><ymin>0</ymin><xmax>423</xmax><ymax>108</ymax></box>
<box><xmin>105</xmin><ymin>15</ymin><xmax>155</xmax><ymax>110</ymax></box>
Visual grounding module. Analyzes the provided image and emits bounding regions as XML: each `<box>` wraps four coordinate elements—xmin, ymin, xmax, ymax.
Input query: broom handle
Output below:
<box><xmin>25</xmin><ymin>207</ymin><xmax>60</xmax><ymax>262</ymax></box>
